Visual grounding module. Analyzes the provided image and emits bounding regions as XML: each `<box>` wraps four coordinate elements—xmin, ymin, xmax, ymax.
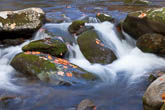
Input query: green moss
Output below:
<box><xmin>11</xmin><ymin>53</ymin><xmax>57</xmax><ymax>77</ymax></box>
<box><xmin>160</xmin><ymin>104</ymin><xmax>165</xmax><ymax>110</ymax></box>
<box><xmin>68</xmin><ymin>20</ymin><xmax>85</xmax><ymax>33</ymax></box>
<box><xmin>124</xmin><ymin>0</ymin><xmax>150</xmax><ymax>5</ymax></box>
<box><xmin>22</xmin><ymin>39</ymin><xmax>67</xmax><ymax>57</ymax></box>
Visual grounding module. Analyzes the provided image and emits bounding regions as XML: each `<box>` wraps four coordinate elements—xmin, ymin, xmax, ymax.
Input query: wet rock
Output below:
<box><xmin>160</xmin><ymin>104</ymin><xmax>165</xmax><ymax>110</ymax></box>
<box><xmin>10</xmin><ymin>53</ymin><xmax>98</xmax><ymax>85</ymax></box>
<box><xmin>0</xmin><ymin>38</ymin><xmax>25</xmax><ymax>47</ymax></box>
<box><xmin>96</xmin><ymin>13</ymin><xmax>114</xmax><ymax>22</ymax></box>
<box><xmin>78</xmin><ymin>30</ymin><xmax>116</xmax><ymax>64</ymax></box>
<box><xmin>124</xmin><ymin>0</ymin><xmax>151</xmax><ymax>5</ymax></box>
<box><xmin>0</xmin><ymin>8</ymin><xmax>45</xmax><ymax>40</ymax></box>
<box><xmin>123</xmin><ymin>7</ymin><xmax>165</xmax><ymax>39</ymax></box>
<box><xmin>143</xmin><ymin>75</ymin><xmax>165</xmax><ymax>110</ymax></box>
<box><xmin>77</xmin><ymin>99</ymin><xmax>96</xmax><ymax>110</ymax></box>
<box><xmin>22</xmin><ymin>38</ymin><xmax>67</xmax><ymax>58</ymax></box>
<box><xmin>68</xmin><ymin>20</ymin><xmax>86</xmax><ymax>34</ymax></box>
<box><xmin>148</xmin><ymin>70</ymin><xmax>165</xmax><ymax>82</ymax></box>
<box><xmin>136</xmin><ymin>33</ymin><xmax>165</xmax><ymax>55</ymax></box>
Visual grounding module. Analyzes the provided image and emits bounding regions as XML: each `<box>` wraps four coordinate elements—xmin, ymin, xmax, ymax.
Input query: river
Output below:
<box><xmin>0</xmin><ymin>0</ymin><xmax>165</xmax><ymax>110</ymax></box>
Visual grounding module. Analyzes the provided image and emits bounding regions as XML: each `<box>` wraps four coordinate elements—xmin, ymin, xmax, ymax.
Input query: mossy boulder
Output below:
<box><xmin>68</xmin><ymin>20</ymin><xmax>85</xmax><ymax>34</ymax></box>
<box><xmin>78</xmin><ymin>30</ymin><xmax>116</xmax><ymax>64</ymax></box>
<box><xmin>10</xmin><ymin>53</ymin><xmax>98</xmax><ymax>85</ymax></box>
<box><xmin>0</xmin><ymin>8</ymin><xmax>45</xmax><ymax>40</ymax></box>
<box><xmin>160</xmin><ymin>104</ymin><xmax>165</xmax><ymax>110</ymax></box>
<box><xmin>136</xmin><ymin>33</ymin><xmax>165</xmax><ymax>55</ymax></box>
<box><xmin>22</xmin><ymin>38</ymin><xmax>67</xmax><ymax>58</ymax></box>
<box><xmin>123</xmin><ymin>7</ymin><xmax>165</xmax><ymax>39</ymax></box>
<box><xmin>124</xmin><ymin>0</ymin><xmax>151</xmax><ymax>5</ymax></box>
<box><xmin>143</xmin><ymin>75</ymin><xmax>165</xmax><ymax>110</ymax></box>
<box><xmin>96</xmin><ymin>13</ymin><xmax>114</xmax><ymax>22</ymax></box>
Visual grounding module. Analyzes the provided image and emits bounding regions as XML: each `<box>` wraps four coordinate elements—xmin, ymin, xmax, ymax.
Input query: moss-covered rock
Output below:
<box><xmin>10</xmin><ymin>53</ymin><xmax>98</xmax><ymax>85</ymax></box>
<box><xmin>78</xmin><ymin>30</ymin><xmax>116</xmax><ymax>64</ymax></box>
<box><xmin>96</xmin><ymin>13</ymin><xmax>114</xmax><ymax>22</ymax></box>
<box><xmin>124</xmin><ymin>0</ymin><xmax>151</xmax><ymax>5</ymax></box>
<box><xmin>0</xmin><ymin>8</ymin><xmax>45</xmax><ymax>40</ymax></box>
<box><xmin>123</xmin><ymin>7</ymin><xmax>165</xmax><ymax>39</ymax></box>
<box><xmin>68</xmin><ymin>20</ymin><xmax>85</xmax><ymax>34</ymax></box>
<box><xmin>160</xmin><ymin>104</ymin><xmax>165</xmax><ymax>110</ymax></box>
<box><xmin>136</xmin><ymin>33</ymin><xmax>165</xmax><ymax>55</ymax></box>
<box><xmin>22</xmin><ymin>38</ymin><xmax>67</xmax><ymax>58</ymax></box>
<box><xmin>143</xmin><ymin>75</ymin><xmax>165</xmax><ymax>110</ymax></box>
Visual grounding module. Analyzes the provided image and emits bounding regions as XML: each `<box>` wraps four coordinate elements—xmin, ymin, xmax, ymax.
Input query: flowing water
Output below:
<box><xmin>1</xmin><ymin>0</ymin><xmax>165</xmax><ymax>110</ymax></box>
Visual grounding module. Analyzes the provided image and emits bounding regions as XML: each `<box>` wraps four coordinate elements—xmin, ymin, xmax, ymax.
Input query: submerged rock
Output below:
<box><xmin>143</xmin><ymin>75</ymin><xmax>165</xmax><ymax>110</ymax></box>
<box><xmin>78</xmin><ymin>30</ymin><xmax>116</xmax><ymax>64</ymax></box>
<box><xmin>123</xmin><ymin>7</ymin><xmax>165</xmax><ymax>39</ymax></box>
<box><xmin>77</xmin><ymin>99</ymin><xmax>96</xmax><ymax>110</ymax></box>
<box><xmin>96</xmin><ymin>13</ymin><xmax>114</xmax><ymax>22</ymax></box>
<box><xmin>10</xmin><ymin>53</ymin><xmax>97</xmax><ymax>85</ymax></box>
<box><xmin>22</xmin><ymin>38</ymin><xmax>67</xmax><ymax>58</ymax></box>
<box><xmin>0</xmin><ymin>8</ymin><xmax>45</xmax><ymax>40</ymax></box>
<box><xmin>136</xmin><ymin>33</ymin><xmax>165</xmax><ymax>55</ymax></box>
<box><xmin>124</xmin><ymin>0</ymin><xmax>151</xmax><ymax>5</ymax></box>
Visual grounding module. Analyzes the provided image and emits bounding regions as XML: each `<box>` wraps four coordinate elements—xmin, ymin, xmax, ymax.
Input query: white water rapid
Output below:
<box><xmin>69</xmin><ymin>22</ymin><xmax>165</xmax><ymax>82</ymax></box>
<box><xmin>0</xmin><ymin>21</ymin><xmax>165</xmax><ymax>91</ymax></box>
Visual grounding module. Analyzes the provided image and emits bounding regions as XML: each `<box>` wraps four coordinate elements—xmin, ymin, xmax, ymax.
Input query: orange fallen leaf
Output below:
<box><xmin>48</xmin><ymin>55</ymin><xmax>53</xmax><ymax>60</ymax></box>
<box><xmin>100</xmin><ymin>43</ymin><xmax>104</xmax><ymax>47</ymax></box>
<box><xmin>138</xmin><ymin>13</ymin><xmax>147</xmax><ymax>18</ymax></box>
<box><xmin>63</xmin><ymin>66</ymin><xmax>68</xmax><ymax>69</ymax></box>
<box><xmin>25</xmin><ymin>51</ymin><xmax>31</xmax><ymax>54</ymax></box>
<box><xmin>35</xmin><ymin>51</ymin><xmax>41</xmax><ymax>54</ymax></box>
<box><xmin>66</xmin><ymin>72</ymin><xmax>73</xmax><ymax>77</ymax></box>
<box><xmin>97</xmin><ymin>12</ymin><xmax>101</xmax><ymax>16</ymax></box>
<box><xmin>96</xmin><ymin>40</ymin><xmax>100</xmax><ymax>44</ymax></box>
<box><xmin>57</xmin><ymin>71</ymin><xmax>64</xmax><ymax>76</ymax></box>
<box><xmin>162</xmin><ymin>93</ymin><xmax>165</xmax><ymax>103</ymax></box>
<box><xmin>160</xmin><ymin>78</ymin><xmax>163</xmax><ymax>81</ymax></box>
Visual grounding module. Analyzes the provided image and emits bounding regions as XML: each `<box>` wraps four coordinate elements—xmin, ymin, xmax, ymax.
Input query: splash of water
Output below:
<box><xmin>0</xmin><ymin>41</ymin><xmax>30</xmax><ymax>91</ymax></box>
<box><xmin>69</xmin><ymin>22</ymin><xmax>165</xmax><ymax>82</ymax></box>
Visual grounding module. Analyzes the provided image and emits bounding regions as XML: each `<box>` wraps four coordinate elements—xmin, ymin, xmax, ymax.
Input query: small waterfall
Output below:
<box><xmin>0</xmin><ymin>42</ymin><xmax>29</xmax><ymax>91</ymax></box>
<box><xmin>69</xmin><ymin>22</ymin><xmax>165</xmax><ymax>82</ymax></box>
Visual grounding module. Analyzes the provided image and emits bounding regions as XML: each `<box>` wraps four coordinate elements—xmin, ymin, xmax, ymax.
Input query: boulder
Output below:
<box><xmin>68</xmin><ymin>20</ymin><xmax>85</xmax><ymax>34</ymax></box>
<box><xmin>123</xmin><ymin>7</ymin><xmax>165</xmax><ymax>39</ymax></box>
<box><xmin>78</xmin><ymin>30</ymin><xmax>116</xmax><ymax>64</ymax></box>
<box><xmin>22</xmin><ymin>38</ymin><xmax>67</xmax><ymax>58</ymax></box>
<box><xmin>143</xmin><ymin>75</ymin><xmax>165</xmax><ymax>110</ymax></box>
<box><xmin>0</xmin><ymin>8</ymin><xmax>45</xmax><ymax>40</ymax></box>
<box><xmin>10</xmin><ymin>52</ymin><xmax>98</xmax><ymax>85</ymax></box>
<box><xmin>0</xmin><ymin>38</ymin><xmax>25</xmax><ymax>47</ymax></box>
<box><xmin>77</xmin><ymin>99</ymin><xmax>96</xmax><ymax>110</ymax></box>
<box><xmin>136</xmin><ymin>33</ymin><xmax>165</xmax><ymax>55</ymax></box>
<box><xmin>124</xmin><ymin>0</ymin><xmax>151</xmax><ymax>5</ymax></box>
<box><xmin>96</xmin><ymin>13</ymin><xmax>114</xmax><ymax>22</ymax></box>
